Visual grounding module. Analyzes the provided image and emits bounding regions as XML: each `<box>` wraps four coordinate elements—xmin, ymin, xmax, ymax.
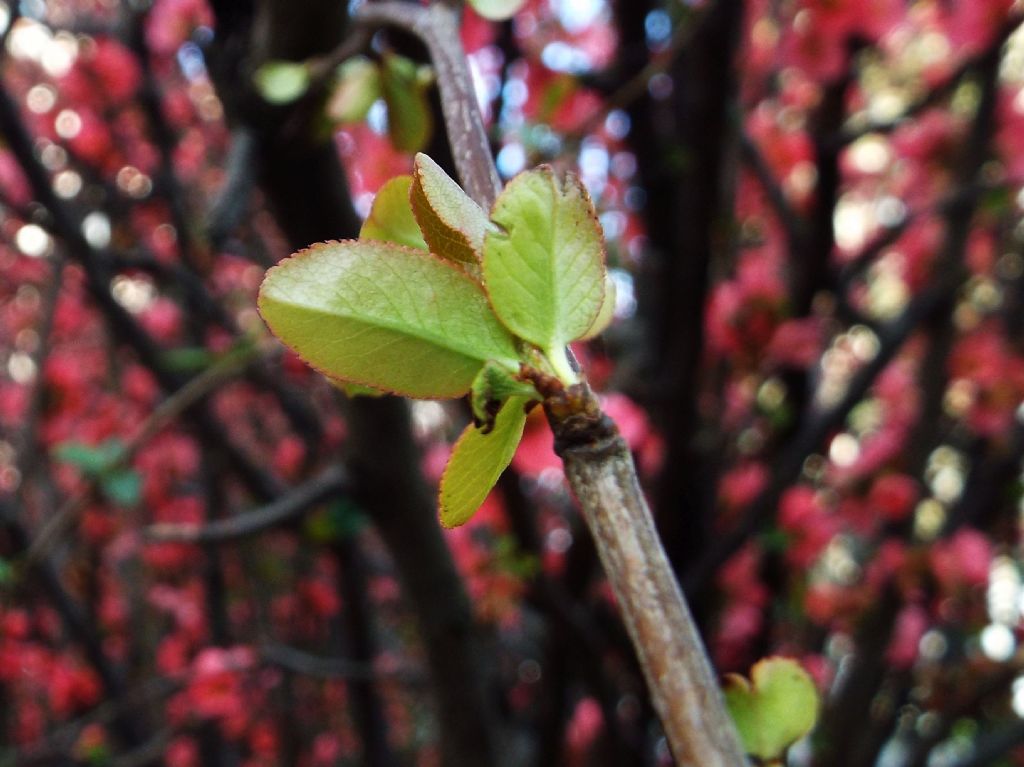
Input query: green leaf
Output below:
<box><xmin>254</xmin><ymin>60</ymin><xmax>311</xmax><ymax>105</ymax></box>
<box><xmin>327</xmin><ymin>56</ymin><xmax>382</xmax><ymax>124</ymax></box>
<box><xmin>470</xmin><ymin>360</ymin><xmax>537</xmax><ymax>430</ymax></box>
<box><xmin>53</xmin><ymin>439</ymin><xmax>125</xmax><ymax>476</ymax></box>
<box><xmin>381</xmin><ymin>53</ymin><xmax>433</xmax><ymax>153</ymax></box>
<box><xmin>578</xmin><ymin>271</ymin><xmax>616</xmax><ymax>340</ymax></box>
<box><xmin>440</xmin><ymin>396</ymin><xmax>529</xmax><ymax>527</ymax></box>
<box><xmin>160</xmin><ymin>346</ymin><xmax>216</xmax><ymax>372</ymax></box>
<box><xmin>411</xmin><ymin>153</ymin><xmax>492</xmax><ymax>268</ymax></box>
<box><xmin>483</xmin><ymin>166</ymin><xmax>606</xmax><ymax>357</ymax></box>
<box><xmin>0</xmin><ymin>558</ymin><xmax>13</xmax><ymax>586</ymax></box>
<box><xmin>258</xmin><ymin>240</ymin><xmax>520</xmax><ymax>398</ymax></box>
<box><xmin>101</xmin><ymin>469</ymin><xmax>141</xmax><ymax>507</ymax></box>
<box><xmin>304</xmin><ymin>499</ymin><xmax>368</xmax><ymax>542</ymax></box>
<box><xmin>468</xmin><ymin>0</ymin><xmax>527</xmax><ymax>20</ymax></box>
<box><xmin>360</xmin><ymin>175</ymin><xmax>428</xmax><ymax>251</ymax></box>
<box><xmin>724</xmin><ymin>657</ymin><xmax>820</xmax><ymax>762</ymax></box>
<box><xmin>332</xmin><ymin>379</ymin><xmax>386</xmax><ymax>399</ymax></box>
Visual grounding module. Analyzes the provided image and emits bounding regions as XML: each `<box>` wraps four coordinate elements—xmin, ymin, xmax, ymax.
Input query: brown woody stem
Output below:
<box><xmin>545</xmin><ymin>385</ymin><xmax>748</xmax><ymax>765</ymax></box>
<box><xmin>358</xmin><ymin>3</ymin><xmax>748</xmax><ymax>763</ymax></box>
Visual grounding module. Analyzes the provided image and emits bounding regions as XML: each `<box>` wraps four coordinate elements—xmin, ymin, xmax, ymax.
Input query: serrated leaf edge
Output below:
<box><xmin>257</xmin><ymin>239</ymin><xmax>516</xmax><ymax>400</ymax></box>
<box><xmin>438</xmin><ymin>398</ymin><xmax>530</xmax><ymax>527</ymax></box>
<box><xmin>482</xmin><ymin>165</ymin><xmax>608</xmax><ymax>350</ymax></box>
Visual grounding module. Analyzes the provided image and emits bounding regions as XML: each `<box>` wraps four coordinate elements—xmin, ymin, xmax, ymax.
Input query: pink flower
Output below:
<box><xmin>930</xmin><ymin>529</ymin><xmax>992</xmax><ymax>592</ymax></box>
<box><xmin>886</xmin><ymin>603</ymin><xmax>928</xmax><ymax>669</ymax></box>
<box><xmin>868</xmin><ymin>473</ymin><xmax>919</xmax><ymax>523</ymax></box>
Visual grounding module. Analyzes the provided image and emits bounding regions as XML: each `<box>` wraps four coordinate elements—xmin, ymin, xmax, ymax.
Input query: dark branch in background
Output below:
<box><xmin>332</xmin><ymin>538</ymin><xmax>395</xmax><ymax>767</ymax></box>
<box><xmin>616</xmin><ymin>0</ymin><xmax>745</xmax><ymax>614</ymax></box>
<box><xmin>948</xmin><ymin>721</ymin><xmax>1024</xmax><ymax>767</ymax></box>
<box><xmin>831</xmin><ymin>17</ymin><xmax>1023</xmax><ymax>150</ymax></box>
<box><xmin>3</xmin><ymin>677</ymin><xmax>180</xmax><ymax>767</ymax></box>
<box><xmin>813</xmin><ymin>30</ymin><xmax>1007</xmax><ymax>767</ymax></box>
<box><xmin>685</xmin><ymin>17</ymin><xmax>1024</xmax><ymax>603</ymax></box>
<box><xmin>27</xmin><ymin>343</ymin><xmax>264</xmax><ymax>564</ymax></box>
<box><xmin>683</xmin><ymin>276</ymin><xmax>958</xmax><ymax>595</ymax></box>
<box><xmin>260</xmin><ymin>642</ymin><xmax>426</xmax><ymax>685</ymax></box>
<box><xmin>0</xmin><ymin>501</ymin><xmax>148</xmax><ymax>750</ymax></box>
<box><xmin>204</xmin><ymin>2</ymin><xmax>506</xmax><ymax>765</ymax></box>
<box><xmin>206</xmin><ymin>127</ymin><xmax>259</xmax><ymax>248</ymax></box>
<box><xmin>739</xmin><ymin>131</ymin><xmax>806</xmax><ymax>248</ymax></box>
<box><xmin>0</xmin><ymin>83</ymin><xmax>285</xmax><ymax>503</ymax></box>
<box><xmin>498</xmin><ymin>470</ymin><xmax>644</xmax><ymax>764</ymax></box>
<box><xmin>904</xmin><ymin>664</ymin><xmax>1021</xmax><ymax>767</ymax></box>
<box><xmin>567</xmin><ymin>3</ymin><xmax>711</xmax><ymax>144</ymax></box>
<box><xmin>146</xmin><ymin>465</ymin><xmax>349</xmax><ymax>543</ymax></box>
<box><xmin>10</xmin><ymin>256</ymin><xmax>63</xmax><ymax>490</ymax></box>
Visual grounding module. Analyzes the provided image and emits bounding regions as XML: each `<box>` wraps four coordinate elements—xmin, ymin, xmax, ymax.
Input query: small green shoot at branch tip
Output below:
<box><xmin>258</xmin><ymin>157</ymin><xmax>613</xmax><ymax>526</ymax></box>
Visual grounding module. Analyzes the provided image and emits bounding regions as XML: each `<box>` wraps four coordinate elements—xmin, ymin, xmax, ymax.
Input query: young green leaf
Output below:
<box><xmin>327</xmin><ymin>56</ymin><xmax>382</xmax><ymax>124</ymax></box>
<box><xmin>258</xmin><ymin>240</ymin><xmax>519</xmax><ymax>398</ymax></box>
<box><xmin>53</xmin><ymin>439</ymin><xmax>126</xmax><ymax>475</ymax></box>
<box><xmin>254</xmin><ymin>60</ymin><xmax>311</xmax><ymax>105</ymax></box>
<box><xmin>724</xmin><ymin>657</ymin><xmax>820</xmax><ymax>763</ymax></box>
<box><xmin>483</xmin><ymin>166</ymin><xmax>606</xmax><ymax>358</ymax></box>
<box><xmin>578</xmin><ymin>271</ymin><xmax>617</xmax><ymax>340</ymax></box>
<box><xmin>360</xmin><ymin>175</ymin><xmax>428</xmax><ymax>251</ymax></box>
<box><xmin>468</xmin><ymin>0</ymin><xmax>527</xmax><ymax>21</ymax></box>
<box><xmin>101</xmin><ymin>468</ymin><xmax>142</xmax><ymax>507</ymax></box>
<box><xmin>470</xmin><ymin>360</ymin><xmax>538</xmax><ymax>431</ymax></box>
<box><xmin>381</xmin><ymin>53</ymin><xmax>433</xmax><ymax>153</ymax></box>
<box><xmin>411</xmin><ymin>152</ymin><xmax>492</xmax><ymax>267</ymax></box>
<box><xmin>330</xmin><ymin>379</ymin><xmax>386</xmax><ymax>399</ymax></box>
<box><xmin>440</xmin><ymin>396</ymin><xmax>531</xmax><ymax>527</ymax></box>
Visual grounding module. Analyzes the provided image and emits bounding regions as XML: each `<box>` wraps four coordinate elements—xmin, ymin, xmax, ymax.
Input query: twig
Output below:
<box><xmin>206</xmin><ymin>127</ymin><xmax>259</xmax><ymax>247</ymax></box>
<box><xmin>564</xmin><ymin>4</ymin><xmax>711</xmax><ymax>145</ymax></box>
<box><xmin>146</xmin><ymin>465</ymin><xmax>348</xmax><ymax>543</ymax></box>
<box><xmin>543</xmin><ymin>385</ymin><xmax>749</xmax><ymax>766</ymax></box>
<box><xmin>356</xmin><ymin>2</ymin><xmax>502</xmax><ymax>210</ymax></box>
<box><xmin>740</xmin><ymin>131</ymin><xmax>806</xmax><ymax>248</ymax></box>
<box><xmin>946</xmin><ymin>721</ymin><xmax>1024</xmax><ymax>767</ymax></box>
<box><xmin>683</xmin><ymin>277</ymin><xmax>953</xmax><ymax>596</ymax></box>
<box><xmin>354</xmin><ymin>2</ymin><xmax>749</xmax><ymax>762</ymax></box>
<box><xmin>260</xmin><ymin>641</ymin><xmax>426</xmax><ymax>684</ymax></box>
<box><xmin>24</xmin><ymin>343</ymin><xmax>264</xmax><ymax>565</ymax></box>
<box><xmin>0</xmin><ymin>500</ymin><xmax>148</xmax><ymax>748</ymax></box>
<box><xmin>832</xmin><ymin>15</ymin><xmax>1023</xmax><ymax>150</ymax></box>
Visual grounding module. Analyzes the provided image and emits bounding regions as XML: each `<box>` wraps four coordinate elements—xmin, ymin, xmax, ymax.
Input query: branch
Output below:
<box><xmin>947</xmin><ymin>721</ymin><xmax>1024</xmax><ymax>767</ymax></box>
<box><xmin>564</xmin><ymin>3</ymin><xmax>711</xmax><ymax>144</ymax></box>
<box><xmin>543</xmin><ymin>385</ymin><xmax>749</xmax><ymax>766</ymax></box>
<box><xmin>355</xmin><ymin>3</ymin><xmax>749</xmax><ymax>762</ymax></box>
<box><xmin>740</xmin><ymin>131</ymin><xmax>806</xmax><ymax>248</ymax></box>
<box><xmin>260</xmin><ymin>641</ymin><xmax>426</xmax><ymax>684</ymax></box>
<box><xmin>683</xmin><ymin>277</ymin><xmax>954</xmax><ymax>595</ymax></box>
<box><xmin>24</xmin><ymin>343</ymin><xmax>264</xmax><ymax>565</ymax></box>
<box><xmin>146</xmin><ymin>465</ymin><xmax>349</xmax><ymax>543</ymax></box>
<box><xmin>206</xmin><ymin>127</ymin><xmax>260</xmax><ymax>248</ymax></box>
<box><xmin>0</xmin><ymin>501</ymin><xmax>148</xmax><ymax>748</ymax></box>
<box><xmin>0</xmin><ymin>81</ymin><xmax>285</xmax><ymax>503</ymax></box>
<box><xmin>832</xmin><ymin>15</ymin><xmax>1023</xmax><ymax>149</ymax></box>
<box><xmin>356</xmin><ymin>2</ymin><xmax>501</xmax><ymax>210</ymax></box>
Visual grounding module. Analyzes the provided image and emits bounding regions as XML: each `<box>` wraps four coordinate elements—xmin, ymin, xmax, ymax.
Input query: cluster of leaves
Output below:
<box><xmin>256</xmin><ymin>53</ymin><xmax>435</xmax><ymax>154</ymax></box>
<box><xmin>258</xmin><ymin>153</ymin><xmax>613</xmax><ymax>526</ymax></box>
